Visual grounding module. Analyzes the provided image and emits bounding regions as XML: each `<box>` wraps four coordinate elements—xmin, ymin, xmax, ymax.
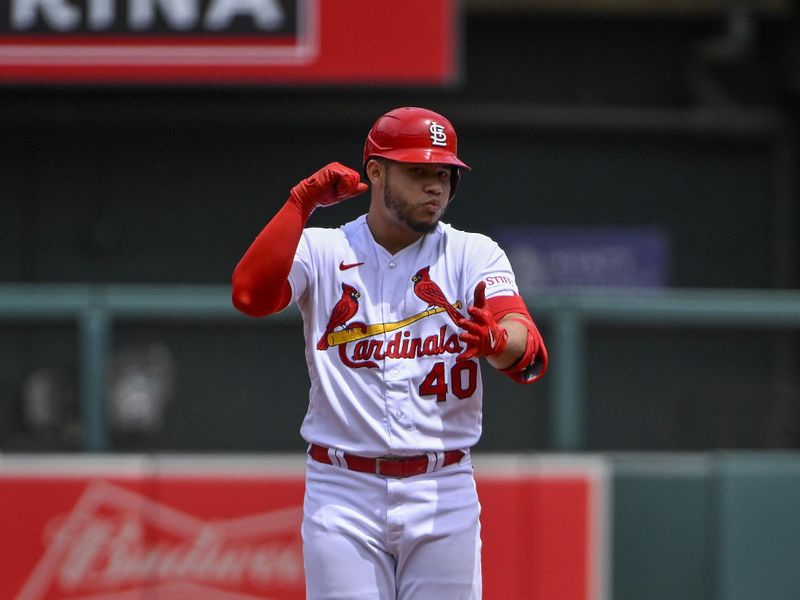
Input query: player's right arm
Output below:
<box><xmin>232</xmin><ymin>162</ymin><xmax>367</xmax><ymax>317</ymax></box>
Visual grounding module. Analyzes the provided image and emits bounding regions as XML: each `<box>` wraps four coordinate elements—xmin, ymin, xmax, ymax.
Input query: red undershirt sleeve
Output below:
<box><xmin>231</xmin><ymin>198</ymin><xmax>312</xmax><ymax>317</ymax></box>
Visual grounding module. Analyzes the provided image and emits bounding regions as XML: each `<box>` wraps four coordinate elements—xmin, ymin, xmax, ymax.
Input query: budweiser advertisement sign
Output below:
<box><xmin>0</xmin><ymin>455</ymin><xmax>609</xmax><ymax>600</ymax></box>
<box><xmin>0</xmin><ymin>0</ymin><xmax>461</xmax><ymax>84</ymax></box>
<box><xmin>0</xmin><ymin>457</ymin><xmax>307</xmax><ymax>600</ymax></box>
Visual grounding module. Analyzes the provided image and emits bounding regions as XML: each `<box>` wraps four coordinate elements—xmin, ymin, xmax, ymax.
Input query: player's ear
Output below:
<box><xmin>365</xmin><ymin>158</ymin><xmax>384</xmax><ymax>185</ymax></box>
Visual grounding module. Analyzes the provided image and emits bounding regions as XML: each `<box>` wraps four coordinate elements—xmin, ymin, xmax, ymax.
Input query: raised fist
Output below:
<box><xmin>290</xmin><ymin>162</ymin><xmax>368</xmax><ymax>210</ymax></box>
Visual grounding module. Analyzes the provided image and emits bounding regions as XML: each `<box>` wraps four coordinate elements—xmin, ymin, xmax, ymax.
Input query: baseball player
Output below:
<box><xmin>232</xmin><ymin>107</ymin><xmax>548</xmax><ymax>599</ymax></box>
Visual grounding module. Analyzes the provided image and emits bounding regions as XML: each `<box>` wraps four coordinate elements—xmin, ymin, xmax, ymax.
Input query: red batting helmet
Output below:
<box><xmin>363</xmin><ymin>107</ymin><xmax>470</xmax><ymax>199</ymax></box>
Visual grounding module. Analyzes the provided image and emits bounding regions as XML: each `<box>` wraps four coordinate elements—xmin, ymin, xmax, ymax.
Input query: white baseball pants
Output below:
<box><xmin>302</xmin><ymin>457</ymin><xmax>482</xmax><ymax>600</ymax></box>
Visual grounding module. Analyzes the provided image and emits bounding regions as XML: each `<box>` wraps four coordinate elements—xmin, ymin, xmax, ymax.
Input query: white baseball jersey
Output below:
<box><xmin>287</xmin><ymin>214</ymin><xmax>520</xmax><ymax>457</ymax></box>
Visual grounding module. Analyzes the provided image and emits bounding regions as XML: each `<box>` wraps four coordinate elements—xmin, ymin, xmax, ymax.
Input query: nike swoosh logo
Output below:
<box><xmin>339</xmin><ymin>261</ymin><xmax>364</xmax><ymax>271</ymax></box>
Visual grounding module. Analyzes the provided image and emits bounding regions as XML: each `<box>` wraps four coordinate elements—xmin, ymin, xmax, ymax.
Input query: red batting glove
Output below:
<box><xmin>289</xmin><ymin>162</ymin><xmax>368</xmax><ymax>214</ymax></box>
<box><xmin>457</xmin><ymin>282</ymin><xmax>509</xmax><ymax>361</ymax></box>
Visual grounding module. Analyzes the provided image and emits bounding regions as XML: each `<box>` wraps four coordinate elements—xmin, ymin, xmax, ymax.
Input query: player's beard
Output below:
<box><xmin>383</xmin><ymin>181</ymin><xmax>447</xmax><ymax>235</ymax></box>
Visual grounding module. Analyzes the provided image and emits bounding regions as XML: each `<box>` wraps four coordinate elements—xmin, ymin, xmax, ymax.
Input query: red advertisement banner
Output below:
<box><xmin>476</xmin><ymin>457</ymin><xmax>610</xmax><ymax>600</ymax></box>
<box><xmin>0</xmin><ymin>455</ymin><xmax>608</xmax><ymax>600</ymax></box>
<box><xmin>0</xmin><ymin>0</ymin><xmax>461</xmax><ymax>85</ymax></box>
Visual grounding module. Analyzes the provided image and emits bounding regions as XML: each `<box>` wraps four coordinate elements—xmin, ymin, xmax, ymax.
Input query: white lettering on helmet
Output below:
<box><xmin>429</xmin><ymin>122</ymin><xmax>447</xmax><ymax>147</ymax></box>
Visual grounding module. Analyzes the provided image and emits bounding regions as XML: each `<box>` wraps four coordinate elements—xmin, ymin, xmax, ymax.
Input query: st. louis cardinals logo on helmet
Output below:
<box><xmin>429</xmin><ymin>122</ymin><xmax>448</xmax><ymax>147</ymax></box>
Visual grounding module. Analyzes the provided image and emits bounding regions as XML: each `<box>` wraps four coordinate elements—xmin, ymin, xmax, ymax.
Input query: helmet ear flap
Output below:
<box><xmin>449</xmin><ymin>167</ymin><xmax>461</xmax><ymax>201</ymax></box>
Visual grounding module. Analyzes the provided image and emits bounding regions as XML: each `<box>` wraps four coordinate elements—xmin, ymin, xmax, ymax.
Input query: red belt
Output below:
<box><xmin>308</xmin><ymin>444</ymin><xmax>465</xmax><ymax>479</ymax></box>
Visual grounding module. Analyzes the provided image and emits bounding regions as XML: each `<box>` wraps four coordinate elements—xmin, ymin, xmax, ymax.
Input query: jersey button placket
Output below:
<box><xmin>379</xmin><ymin>259</ymin><xmax>398</xmax><ymax>447</ymax></box>
<box><xmin>386</xmin><ymin>362</ymin><xmax>409</xmax><ymax>436</ymax></box>
<box><xmin>382</xmin><ymin>259</ymin><xmax>410</xmax><ymax>446</ymax></box>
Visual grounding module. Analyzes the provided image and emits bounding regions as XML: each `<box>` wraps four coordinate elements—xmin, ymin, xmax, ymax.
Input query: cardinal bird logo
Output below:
<box><xmin>317</xmin><ymin>283</ymin><xmax>361</xmax><ymax>350</ymax></box>
<box><xmin>412</xmin><ymin>266</ymin><xmax>463</xmax><ymax>325</ymax></box>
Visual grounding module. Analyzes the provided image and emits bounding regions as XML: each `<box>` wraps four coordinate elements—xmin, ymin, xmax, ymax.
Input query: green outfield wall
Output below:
<box><xmin>612</xmin><ymin>452</ymin><xmax>800</xmax><ymax>600</ymax></box>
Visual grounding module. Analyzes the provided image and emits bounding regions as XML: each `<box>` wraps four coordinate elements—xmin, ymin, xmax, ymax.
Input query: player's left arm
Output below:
<box><xmin>457</xmin><ymin>282</ymin><xmax>548</xmax><ymax>384</ymax></box>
